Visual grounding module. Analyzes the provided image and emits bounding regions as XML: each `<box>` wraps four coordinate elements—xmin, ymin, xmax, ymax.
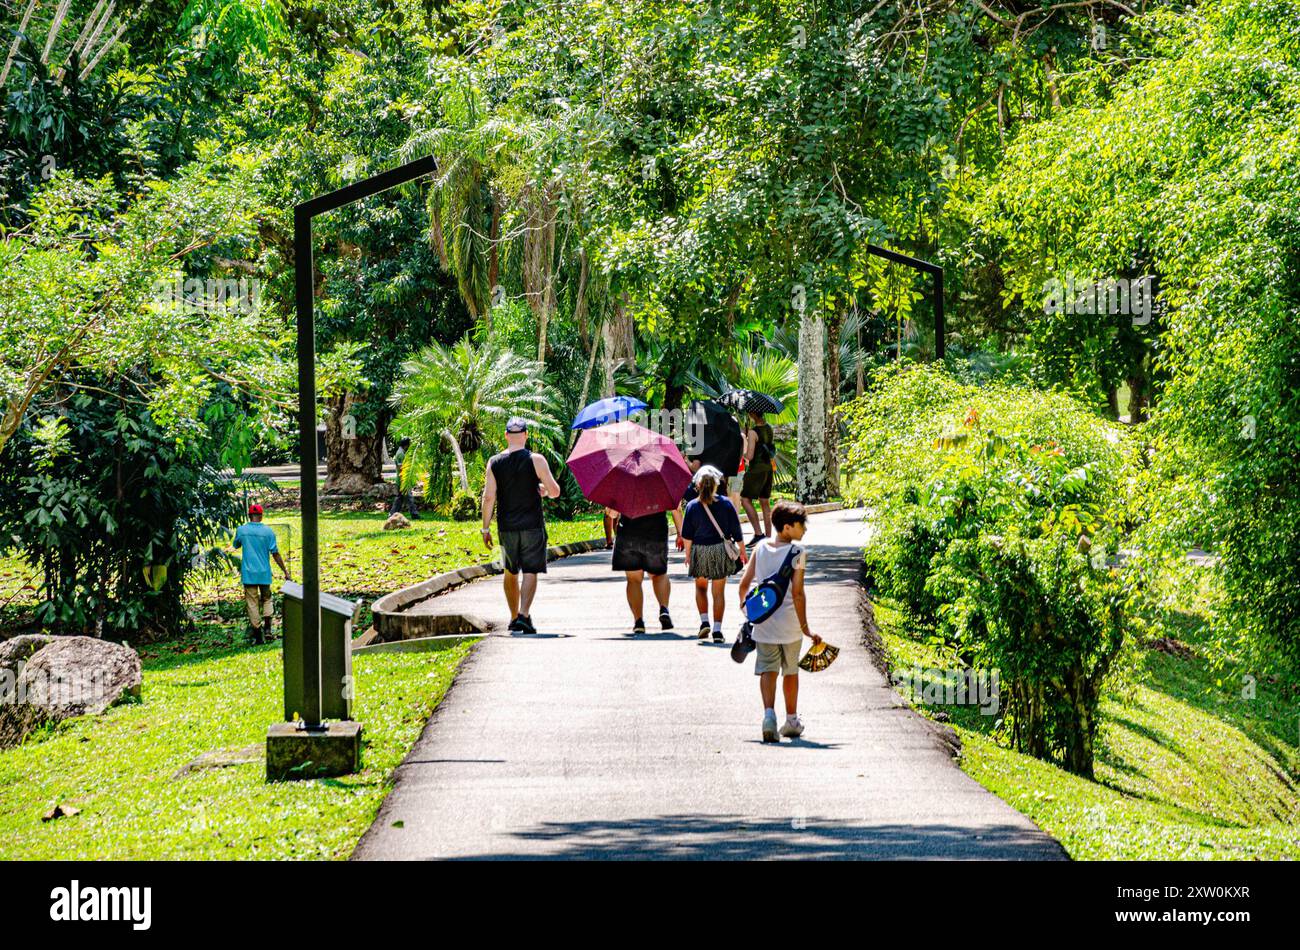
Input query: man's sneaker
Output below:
<box><xmin>507</xmin><ymin>616</ymin><xmax>524</xmax><ymax>632</ymax></box>
<box><xmin>515</xmin><ymin>614</ymin><xmax>537</xmax><ymax>635</ymax></box>
<box><xmin>711</xmin><ymin>627</ymin><xmax>724</xmax><ymax>643</ymax></box>
<box><xmin>698</xmin><ymin>622</ymin><xmax>711</xmax><ymax>640</ymax></box>
<box><xmin>762</xmin><ymin>711</ymin><xmax>779</xmax><ymax>743</ymax></box>
<box><xmin>632</xmin><ymin>617</ymin><xmax>646</xmax><ymax>635</ymax></box>
<box><xmin>780</xmin><ymin>716</ymin><xmax>805</xmax><ymax>739</ymax></box>
<box><xmin>659</xmin><ymin>607</ymin><xmax>673</xmax><ymax>630</ymax></box>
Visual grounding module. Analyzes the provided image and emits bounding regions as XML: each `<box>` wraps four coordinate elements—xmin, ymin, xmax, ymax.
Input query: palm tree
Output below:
<box><xmin>688</xmin><ymin>348</ymin><xmax>800</xmax><ymax>425</ymax></box>
<box><xmin>388</xmin><ymin>336</ymin><xmax>558</xmax><ymax>505</ymax></box>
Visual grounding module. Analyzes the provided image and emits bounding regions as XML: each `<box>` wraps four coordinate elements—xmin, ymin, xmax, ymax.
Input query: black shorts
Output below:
<box><xmin>500</xmin><ymin>527</ymin><xmax>548</xmax><ymax>574</ymax></box>
<box><xmin>612</xmin><ymin>533</ymin><xmax>668</xmax><ymax>575</ymax></box>
<box><xmin>741</xmin><ymin>464</ymin><xmax>773</xmax><ymax>500</ymax></box>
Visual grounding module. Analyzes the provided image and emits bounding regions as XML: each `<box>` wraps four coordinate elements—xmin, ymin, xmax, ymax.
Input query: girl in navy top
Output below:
<box><xmin>680</xmin><ymin>465</ymin><xmax>747</xmax><ymax>642</ymax></box>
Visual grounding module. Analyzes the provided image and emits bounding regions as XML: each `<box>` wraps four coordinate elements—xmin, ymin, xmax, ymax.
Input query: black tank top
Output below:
<box><xmin>490</xmin><ymin>448</ymin><xmax>544</xmax><ymax>531</ymax></box>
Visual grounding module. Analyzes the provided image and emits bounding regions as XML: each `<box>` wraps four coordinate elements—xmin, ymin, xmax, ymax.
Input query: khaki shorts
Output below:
<box><xmin>754</xmin><ymin>641</ymin><xmax>800</xmax><ymax>675</ymax></box>
<box><xmin>244</xmin><ymin>584</ymin><xmax>272</xmax><ymax>627</ymax></box>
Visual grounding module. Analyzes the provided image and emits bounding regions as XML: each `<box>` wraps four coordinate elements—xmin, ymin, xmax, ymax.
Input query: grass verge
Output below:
<box><xmin>871</xmin><ymin>588</ymin><xmax>1300</xmax><ymax>860</ymax></box>
<box><xmin>0</xmin><ymin>638</ymin><xmax>472</xmax><ymax>860</ymax></box>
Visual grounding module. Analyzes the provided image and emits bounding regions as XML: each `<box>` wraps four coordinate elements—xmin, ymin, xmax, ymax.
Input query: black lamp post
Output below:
<box><xmin>864</xmin><ymin>244</ymin><xmax>945</xmax><ymax>359</ymax></box>
<box><xmin>292</xmin><ymin>154</ymin><xmax>437</xmax><ymax>720</ymax></box>
<box><xmin>266</xmin><ymin>155</ymin><xmax>438</xmax><ymax>781</ymax></box>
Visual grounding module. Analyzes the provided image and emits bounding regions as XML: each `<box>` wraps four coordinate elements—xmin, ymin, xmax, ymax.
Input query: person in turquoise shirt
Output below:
<box><xmin>233</xmin><ymin>504</ymin><xmax>291</xmax><ymax>644</ymax></box>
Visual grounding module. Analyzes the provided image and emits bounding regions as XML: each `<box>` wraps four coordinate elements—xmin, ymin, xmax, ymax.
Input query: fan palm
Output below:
<box><xmin>687</xmin><ymin>348</ymin><xmax>799</xmax><ymax>425</ymax></box>
<box><xmin>389</xmin><ymin>337</ymin><xmax>558</xmax><ymax>504</ymax></box>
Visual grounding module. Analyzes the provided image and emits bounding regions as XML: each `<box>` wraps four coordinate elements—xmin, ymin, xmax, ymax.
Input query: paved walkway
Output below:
<box><xmin>352</xmin><ymin>509</ymin><xmax>1065</xmax><ymax>860</ymax></box>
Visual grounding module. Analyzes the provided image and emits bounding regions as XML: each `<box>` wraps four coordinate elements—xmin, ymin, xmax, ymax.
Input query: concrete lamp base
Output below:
<box><xmin>266</xmin><ymin>721</ymin><xmax>362</xmax><ymax>781</ymax></box>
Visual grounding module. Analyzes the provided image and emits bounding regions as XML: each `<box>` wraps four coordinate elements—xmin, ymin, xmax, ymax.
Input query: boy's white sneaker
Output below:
<box><xmin>762</xmin><ymin>711</ymin><xmax>779</xmax><ymax>743</ymax></box>
<box><xmin>780</xmin><ymin>715</ymin><xmax>804</xmax><ymax>738</ymax></box>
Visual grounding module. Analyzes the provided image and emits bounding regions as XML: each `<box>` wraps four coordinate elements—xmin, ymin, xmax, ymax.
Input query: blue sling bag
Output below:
<box><xmin>742</xmin><ymin>544</ymin><xmax>802</xmax><ymax>624</ymax></box>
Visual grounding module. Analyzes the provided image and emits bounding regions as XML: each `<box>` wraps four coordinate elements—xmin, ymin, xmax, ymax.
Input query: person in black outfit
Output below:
<box><xmin>481</xmin><ymin>417</ymin><xmax>561</xmax><ymax>633</ymax></box>
<box><xmin>608</xmin><ymin>504</ymin><xmax>684</xmax><ymax>635</ymax></box>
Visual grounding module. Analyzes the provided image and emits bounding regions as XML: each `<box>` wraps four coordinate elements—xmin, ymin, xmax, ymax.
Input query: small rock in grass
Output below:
<box><xmin>42</xmin><ymin>803</ymin><xmax>81</xmax><ymax>822</ymax></box>
<box><xmin>384</xmin><ymin>513</ymin><xmax>411</xmax><ymax>531</ymax></box>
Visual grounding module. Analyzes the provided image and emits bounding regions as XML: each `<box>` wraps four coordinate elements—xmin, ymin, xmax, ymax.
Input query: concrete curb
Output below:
<box><xmin>353</xmin><ymin>633</ymin><xmax>482</xmax><ymax>655</ymax></box>
<box><xmin>369</xmin><ymin>536</ymin><xmax>608</xmax><ymax>641</ymax></box>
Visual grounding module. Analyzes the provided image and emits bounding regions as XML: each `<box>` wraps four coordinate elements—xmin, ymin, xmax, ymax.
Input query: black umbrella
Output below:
<box><xmin>719</xmin><ymin>388</ymin><xmax>784</xmax><ymax>416</ymax></box>
<box><xmin>685</xmin><ymin>399</ymin><xmax>744</xmax><ymax>477</ymax></box>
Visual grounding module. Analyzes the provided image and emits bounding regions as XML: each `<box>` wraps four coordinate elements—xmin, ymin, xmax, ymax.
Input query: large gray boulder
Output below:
<box><xmin>1</xmin><ymin>635</ymin><xmax>143</xmax><ymax>749</ymax></box>
<box><xmin>17</xmin><ymin>636</ymin><xmax>142</xmax><ymax>716</ymax></box>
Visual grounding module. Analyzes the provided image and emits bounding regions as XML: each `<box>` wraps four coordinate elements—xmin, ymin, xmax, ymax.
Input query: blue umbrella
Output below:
<box><xmin>570</xmin><ymin>395</ymin><xmax>649</xmax><ymax>430</ymax></box>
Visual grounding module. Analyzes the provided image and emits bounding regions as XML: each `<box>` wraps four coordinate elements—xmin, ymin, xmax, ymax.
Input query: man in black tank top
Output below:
<box><xmin>481</xmin><ymin>417</ymin><xmax>561</xmax><ymax>634</ymax></box>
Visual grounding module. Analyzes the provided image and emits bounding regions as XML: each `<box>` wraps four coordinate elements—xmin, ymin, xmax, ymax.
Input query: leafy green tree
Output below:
<box><xmin>964</xmin><ymin>0</ymin><xmax>1300</xmax><ymax>670</ymax></box>
<box><xmin>0</xmin><ymin>161</ymin><xmax>285</xmax><ymax>458</ymax></box>
<box><xmin>226</xmin><ymin>0</ymin><xmax>472</xmax><ymax>490</ymax></box>
<box><xmin>388</xmin><ymin>335</ymin><xmax>558</xmax><ymax>505</ymax></box>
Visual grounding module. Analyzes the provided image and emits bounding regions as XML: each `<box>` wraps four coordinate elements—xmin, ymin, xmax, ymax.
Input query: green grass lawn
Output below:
<box><xmin>0</xmin><ymin>504</ymin><xmax>601</xmax><ymax>859</ymax></box>
<box><xmin>188</xmin><ymin>506</ymin><xmax>604</xmax><ymax>629</ymax></box>
<box><xmin>0</xmin><ymin>638</ymin><xmax>472</xmax><ymax>859</ymax></box>
<box><xmin>872</xmin><ymin>582</ymin><xmax>1300</xmax><ymax>859</ymax></box>
<box><xmin>2</xmin><ymin>506</ymin><xmax>605</xmax><ymax>633</ymax></box>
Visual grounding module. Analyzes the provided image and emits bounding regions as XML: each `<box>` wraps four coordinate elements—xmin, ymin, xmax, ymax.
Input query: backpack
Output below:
<box><xmin>742</xmin><ymin>544</ymin><xmax>802</xmax><ymax>623</ymax></box>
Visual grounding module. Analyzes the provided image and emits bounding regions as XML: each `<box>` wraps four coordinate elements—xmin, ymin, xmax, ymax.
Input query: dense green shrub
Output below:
<box><xmin>930</xmin><ymin>534</ymin><xmax>1126</xmax><ymax>778</ymax></box>
<box><xmin>841</xmin><ymin>363</ymin><xmax>1136</xmax><ymax>775</ymax></box>
<box><xmin>0</xmin><ymin>381</ymin><xmax>251</xmax><ymax>638</ymax></box>
<box><xmin>447</xmin><ymin>490</ymin><xmax>479</xmax><ymax>522</ymax></box>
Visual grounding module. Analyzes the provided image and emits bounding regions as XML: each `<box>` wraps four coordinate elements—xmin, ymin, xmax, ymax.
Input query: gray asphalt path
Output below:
<box><xmin>352</xmin><ymin>508</ymin><xmax>1065</xmax><ymax>860</ymax></box>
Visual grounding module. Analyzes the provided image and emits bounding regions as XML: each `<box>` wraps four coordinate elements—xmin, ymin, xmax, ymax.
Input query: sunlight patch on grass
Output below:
<box><xmin>0</xmin><ymin>641</ymin><xmax>472</xmax><ymax>860</ymax></box>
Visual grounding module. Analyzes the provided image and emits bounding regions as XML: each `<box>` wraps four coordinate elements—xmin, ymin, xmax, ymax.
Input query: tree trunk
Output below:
<box><xmin>574</xmin><ymin>247</ymin><xmax>591</xmax><ymax>349</ymax></box>
<box><xmin>1127</xmin><ymin>361</ymin><xmax>1149</xmax><ymax>424</ymax></box>
<box><xmin>856</xmin><ymin>320</ymin><xmax>865</xmax><ymax>398</ymax></box>
<box><xmin>825</xmin><ymin>308</ymin><xmax>843</xmax><ymax>498</ymax></box>
<box><xmin>322</xmin><ymin>392</ymin><xmax>389</xmax><ymax>494</ymax></box>
<box><xmin>442</xmin><ymin>429</ymin><xmax>469</xmax><ymax>493</ymax></box>
<box><xmin>796</xmin><ymin>306</ymin><xmax>828</xmax><ymax>503</ymax></box>
<box><xmin>602</xmin><ymin>296</ymin><xmax>634</xmax><ymax>397</ymax></box>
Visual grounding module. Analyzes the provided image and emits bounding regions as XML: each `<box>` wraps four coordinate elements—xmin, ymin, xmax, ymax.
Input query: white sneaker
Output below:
<box><xmin>762</xmin><ymin>711</ymin><xmax>779</xmax><ymax>743</ymax></box>
<box><xmin>780</xmin><ymin>716</ymin><xmax>804</xmax><ymax>739</ymax></box>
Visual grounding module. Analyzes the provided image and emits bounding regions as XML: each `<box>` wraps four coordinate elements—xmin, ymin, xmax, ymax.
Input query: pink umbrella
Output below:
<box><xmin>566</xmin><ymin>420</ymin><xmax>692</xmax><ymax>519</ymax></box>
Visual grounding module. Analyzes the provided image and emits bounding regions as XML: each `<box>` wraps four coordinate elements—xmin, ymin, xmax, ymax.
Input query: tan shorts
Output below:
<box><xmin>754</xmin><ymin>641</ymin><xmax>800</xmax><ymax>676</ymax></box>
<box><xmin>244</xmin><ymin>584</ymin><xmax>272</xmax><ymax>627</ymax></box>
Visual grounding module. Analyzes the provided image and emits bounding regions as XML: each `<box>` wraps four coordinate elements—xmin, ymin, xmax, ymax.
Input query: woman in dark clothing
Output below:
<box><xmin>741</xmin><ymin>410</ymin><xmax>776</xmax><ymax>539</ymax></box>
<box><xmin>609</xmin><ymin>505</ymin><xmax>684</xmax><ymax>635</ymax></box>
<box><xmin>680</xmin><ymin>465</ymin><xmax>747</xmax><ymax>642</ymax></box>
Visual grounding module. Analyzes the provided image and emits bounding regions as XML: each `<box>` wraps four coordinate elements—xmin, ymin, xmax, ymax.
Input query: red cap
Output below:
<box><xmin>248</xmin><ymin>504</ymin><xmax>263</xmax><ymax>516</ymax></box>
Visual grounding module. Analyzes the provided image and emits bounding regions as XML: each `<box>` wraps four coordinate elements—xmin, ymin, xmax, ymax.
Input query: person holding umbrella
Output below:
<box><xmin>741</xmin><ymin>409</ymin><xmax>776</xmax><ymax>539</ymax></box>
<box><xmin>607</xmin><ymin>504</ymin><xmax>684</xmax><ymax>634</ymax></box>
<box><xmin>566</xmin><ymin>421</ymin><xmax>695</xmax><ymax>632</ymax></box>
<box><xmin>571</xmin><ymin>396</ymin><xmax>649</xmax><ymax>550</ymax></box>
<box><xmin>680</xmin><ymin>465</ymin><xmax>747</xmax><ymax>642</ymax></box>
<box><xmin>481</xmin><ymin>417</ymin><xmax>562</xmax><ymax>635</ymax></box>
